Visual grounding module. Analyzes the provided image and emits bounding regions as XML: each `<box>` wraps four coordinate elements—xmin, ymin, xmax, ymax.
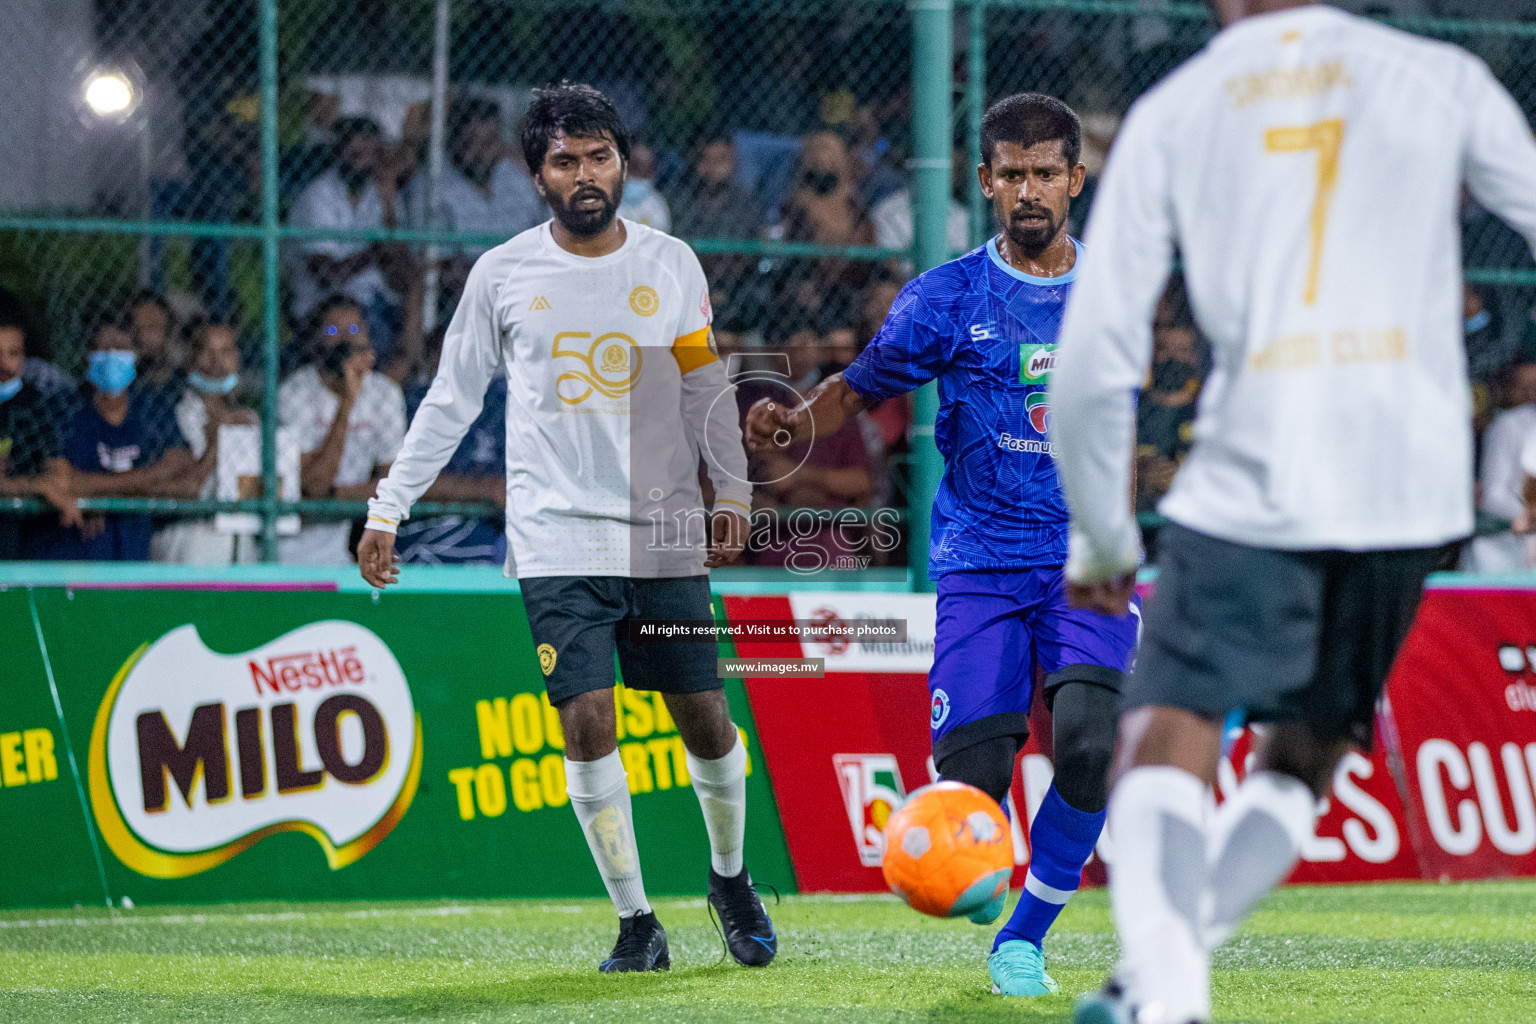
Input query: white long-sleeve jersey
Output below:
<box><xmin>1051</xmin><ymin>4</ymin><xmax>1536</xmax><ymax>579</ymax></box>
<box><xmin>368</xmin><ymin>219</ymin><xmax>752</xmax><ymax>578</ymax></box>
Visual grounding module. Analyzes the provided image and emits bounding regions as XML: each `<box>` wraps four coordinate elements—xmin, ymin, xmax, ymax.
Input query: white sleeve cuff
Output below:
<box><xmin>712</xmin><ymin>494</ymin><xmax>753</xmax><ymax>516</ymax></box>
<box><xmin>365</xmin><ymin>497</ymin><xmax>404</xmax><ymax>535</ymax></box>
<box><xmin>1065</xmin><ymin>523</ymin><xmax>1142</xmax><ymax>584</ymax></box>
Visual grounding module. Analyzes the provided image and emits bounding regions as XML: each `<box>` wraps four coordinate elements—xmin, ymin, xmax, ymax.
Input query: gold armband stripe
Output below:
<box><xmin>671</xmin><ymin>326</ymin><xmax>717</xmax><ymax>374</ymax></box>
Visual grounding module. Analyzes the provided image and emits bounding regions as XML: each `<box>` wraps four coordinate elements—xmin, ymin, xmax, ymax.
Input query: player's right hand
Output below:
<box><xmin>744</xmin><ymin>396</ymin><xmax>807</xmax><ymax>452</ymax></box>
<box><xmin>357</xmin><ymin>528</ymin><xmax>400</xmax><ymax>589</ymax></box>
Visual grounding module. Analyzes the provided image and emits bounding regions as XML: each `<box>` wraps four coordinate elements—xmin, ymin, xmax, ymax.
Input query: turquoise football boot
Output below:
<box><xmin>988</xmin><ymin>939</ymin><xmax>1059</xmax><ymax>996</ymax></box>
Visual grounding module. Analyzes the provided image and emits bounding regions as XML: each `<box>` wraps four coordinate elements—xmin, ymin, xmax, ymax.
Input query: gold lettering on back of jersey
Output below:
<box><xmin>529</xmin><ymin>296</ymin><xmax>551</xmax><ymax>311</ymax></box>
<box><xmin>1331</xmin><ymin>328</ymin><xmax>1406</xmax><ymax>365</ymax></box>
<box><xmin>1225</xmin><ymin>60</ymin><xmax>1352</xmax><ymax>109</ymax></box>
<box><xmin>1249</xmin><ymin>333</ymin><xmax>1320</xmax><ymax>372</ymax></box>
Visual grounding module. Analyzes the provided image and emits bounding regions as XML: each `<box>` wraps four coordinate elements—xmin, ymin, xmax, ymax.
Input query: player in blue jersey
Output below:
<box><xmin>746</xmin><ymin>94</ymin><xmax>1138</xmax><ymax>997</ymax></box>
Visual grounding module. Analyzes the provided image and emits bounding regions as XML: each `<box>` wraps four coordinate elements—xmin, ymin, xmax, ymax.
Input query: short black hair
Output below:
<box><xmin>980</xmin><ymin>93</ymin><xmax>1081</xmax><ymax>168</ymax></box>
<box><xmin>332</xmin><ymin>116</ymin><xmax>382</xmax><ymax>148</ymax></box>
<box><xmin>519</xmin><ymin>82</ymin><xmax>630</xmax><ymax>174</ymax></box>
<box><xmin>449</xmin><ymin>96</ymin><xmax>501</xmax><ymax>141</ymax></box>
<box><xmin>0</xmin><ymin>288</ymin><xmax>27</xmax><ymax>338</ymax></box>
<box><xmin>309</xmin><ymin>294</ymin><xmax>365</xmax><ymax>339</ymax></box>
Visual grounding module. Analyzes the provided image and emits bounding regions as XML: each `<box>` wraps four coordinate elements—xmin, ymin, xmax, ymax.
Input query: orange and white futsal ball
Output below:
<box><xmin>880</xmin><ymin>781</ymin><xmax>1013</xmax><ymax>918</ymax></box>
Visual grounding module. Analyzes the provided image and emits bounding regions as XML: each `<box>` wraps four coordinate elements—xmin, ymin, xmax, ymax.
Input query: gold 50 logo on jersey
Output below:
<box><xmin>553</xmin><ymin>331</ymin><xmax>643</xmax><ymax>405</ymax></box>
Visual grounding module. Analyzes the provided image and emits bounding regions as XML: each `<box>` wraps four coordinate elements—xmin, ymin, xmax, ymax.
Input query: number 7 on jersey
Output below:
<box><xmin>1264</xmin><ymin>118</ymin><xmax>1345</xmax><ymax>306</ymax></box>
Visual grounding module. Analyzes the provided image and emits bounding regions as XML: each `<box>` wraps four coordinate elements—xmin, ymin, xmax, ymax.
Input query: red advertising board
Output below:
<box><xmin>728</xmin><ymin>585</ymin><xmax>1536</xmax><ymax>892</ymax></box>
<box><xmin>1381</xmin><ymin>588</ymin><xmax>1536</xmax><ymax>880</ymax></box>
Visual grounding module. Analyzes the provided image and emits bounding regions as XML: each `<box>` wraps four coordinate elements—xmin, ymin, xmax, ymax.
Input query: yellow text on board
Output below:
<box><xmin>0</xmin><ymin>728</ymin><xmax>59</xmax><ymax>789</ymax></box>
<box><xmin>447</xmin><ymin>684</ymin><xmax>751</xmax><ymax>820</ymax></box>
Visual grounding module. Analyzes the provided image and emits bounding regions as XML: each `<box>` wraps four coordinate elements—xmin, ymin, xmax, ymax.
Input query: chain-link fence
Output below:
<box><xmin>2</xmin><ymin>0</ymin><xmax>1535</xmax><ymax>568</ymax></box>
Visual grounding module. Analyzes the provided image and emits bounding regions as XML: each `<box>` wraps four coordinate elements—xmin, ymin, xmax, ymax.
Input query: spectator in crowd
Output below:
<box><xmin>279</xmin><ymin>296</ymin><xmax>405</xmax><ymax>564</ymax></box>
<box><xmin>0</xmin><ymin>308</ymin><xmax>79</xmax><ymax>558</ymax></box>
<box><xmin>1135</xmin><ymin>318</ymin><xmax>1202</xmax><ymax>515</ymax></box>
<box><xmin>1464</xmin><ymin>283</ymin><xmax>1511</xmax><ymax>384</ymax></box>
<box><xmin>871</xmin><ymin>147</ymin><xmax>972</xmax><ymax>263</ymax></box>
<box><xmin>410</xmin><ymin>97</ymin><xmax>544</xmax><ymax>284</ymax></box>
<box><xmin>822</xmin><ymin>319</ymin><xmax>859</xmax><ymax>373</ymax></box>
<box><xmin>150</xmin><ymin>320</ymin><xmax>261</xmax><ymax>564</ymax></box>
<box><xmin>783</xmin><ymin>131</ymin><xmax>873</xmax><ymax>249</ymax></box>
<box><xmin>127</xmin><ymin>292</ymin><xmax>182</xmax><ymax>395</ymax></box>
<box><xmin>392</xmin><ymin>328</ymin><xmax>507</xmax><ymax>565</ymax></box>
<box><xmin>0</xmin><ymin>289</ymin><xmax>76</xmax><ymax>407</ymax></box>
<box><xmin>43</xmin><ymin>316</ymin><xmax>201</xmax><ymax>560</ymax></box>
<box><xmin>1068</xmin><ymin>106</ymin><xmax>1122</xmax><ymax>236</ymax></box>
<box><xmin>672</xmin><ymin>134</ymin><xmax>762</xmax><ymax>317</ymax></box>
<box><xmin>848</xmin><ymin>105</ymin><xmax>908</xmax><ymax>213</ymax></box>
<box><xmin>617</xmin><ymin>142</ymin><xmax>671</xmax><ymax>231</ymax></box>
<box><xmin>782</xmin><ymin>131</ymin><xmax>874</xmax><ymax>311</ymax></box>
<box><xmin>1467</xmin><ymin>357</ymin><xmax>1536</xmax><ymax>571</ymax></box>
<box><xmin>288</xmin><ymin>117</ymin><xmax>411</xmax><ymax>364</ymax></box>
<box><xmin>672</xmin><ymin>135</ymin><xmax>760</xmax><ymax>240</ymax></box>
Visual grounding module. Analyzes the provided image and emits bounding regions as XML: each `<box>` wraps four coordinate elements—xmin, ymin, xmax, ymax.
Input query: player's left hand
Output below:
<box><xmin>705</xmin><ymin>509</ymin><xmax>749</xmax><ymax>568</ymax></box>
<box><xmin>1067</xmin><ymin>572</ymin><xmax>1138</xmax><ymax>616</ymax></box>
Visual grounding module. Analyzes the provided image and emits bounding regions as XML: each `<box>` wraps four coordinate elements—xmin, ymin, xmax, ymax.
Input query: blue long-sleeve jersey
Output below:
<box><xmin>843</xmin><ymin>237</ymin><xmax>1080</xmax><ymax>579</ymax></box>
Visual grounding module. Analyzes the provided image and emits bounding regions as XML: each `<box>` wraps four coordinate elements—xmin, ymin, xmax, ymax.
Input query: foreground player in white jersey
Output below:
<box><xmin>1049</xmin><ymin>1</ymin><xmax>1536</xmax><ymax>1021</ymax></box>
<box><xmin>358</xmin><ymin>83</ymin><xmax>776</xmax><ymax>973</ymax></box>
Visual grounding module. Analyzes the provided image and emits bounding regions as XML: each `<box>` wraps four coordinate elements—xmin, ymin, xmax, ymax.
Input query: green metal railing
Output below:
<box><xmin>4</xmin><ymin>0</ymin><xmax>1534</xmax><ymax>581</ymax></box>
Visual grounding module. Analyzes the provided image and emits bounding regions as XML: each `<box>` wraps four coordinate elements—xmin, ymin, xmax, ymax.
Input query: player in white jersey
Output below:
<box><xmin>357</xmin><ymin>84</ymin><xmax>777</xmax><ymax>973</ymax></box>
<box><xmin>1048</xmin><ymin>1</ymin><xmax>1536</xmax><ymax>1021</ymax></box>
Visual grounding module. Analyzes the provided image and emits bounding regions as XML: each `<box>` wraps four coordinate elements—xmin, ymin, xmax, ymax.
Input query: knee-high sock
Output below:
<box><xmin>994</xmin><ymin>782</ymin><xmax>1105</xmax><ymax>950</ymax></box>
<box><xmin>565</xmin><ymin>751</ymin><xmax>650</xmax><ymax>917</ymax></box>
<box><xmin>1107</xmin><ymin>766</ymin><xmax>1211</xmax><ymax>1024</ymax></box>
<box><xmin>1202</xmin><ymin>770</ymin><xmax>1317</xmax><ymax>950</ymax></box>
<box><xmin>686</xmin><ymin>734</ymin><xmax>748</xmax><ymax>878</ymax></box>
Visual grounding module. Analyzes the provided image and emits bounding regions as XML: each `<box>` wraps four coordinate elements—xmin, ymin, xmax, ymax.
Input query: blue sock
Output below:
<box><xmin>993</xmin><ymin>783</ymin><xmax>1106</xmax><ymax>951</ymax></box>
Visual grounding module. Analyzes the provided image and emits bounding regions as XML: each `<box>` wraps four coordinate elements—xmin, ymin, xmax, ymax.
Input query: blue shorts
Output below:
<box><xmin>928</xmin><ymin>567</ymin><xmax>1141</xmax><ymax>763</ymax></box>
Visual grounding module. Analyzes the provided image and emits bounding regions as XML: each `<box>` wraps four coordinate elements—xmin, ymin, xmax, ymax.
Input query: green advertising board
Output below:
<box><xmin>4</xmin><ymin>586</ymin><xmax>793</xmax><ymax>909</ymax></box>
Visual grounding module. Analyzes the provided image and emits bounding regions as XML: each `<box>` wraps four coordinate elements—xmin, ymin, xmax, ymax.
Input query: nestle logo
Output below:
<box><xmin>250</xmin><ymin>647</ymin><xmax>365</xmax><ymax>695</ymax></box>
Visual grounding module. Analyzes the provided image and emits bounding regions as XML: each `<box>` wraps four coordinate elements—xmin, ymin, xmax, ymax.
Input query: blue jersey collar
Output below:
<box><xmin>986</xmin><ymin>235</ymin><xmax>1080</xmax><ymax>286</ymax></box>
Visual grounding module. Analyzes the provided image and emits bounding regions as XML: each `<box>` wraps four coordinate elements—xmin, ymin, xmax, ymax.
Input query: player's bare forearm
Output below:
<box><xmin>744</xmin><ymin>373</ymin><xmax>867</xmax><ymax>453</ymax></box>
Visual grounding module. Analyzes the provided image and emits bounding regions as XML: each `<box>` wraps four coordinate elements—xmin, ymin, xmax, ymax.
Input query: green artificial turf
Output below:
<box><xmin>0</xmin><ymin>882</ymin><xmax>1531</xmax><ymax>1023</ymax></box>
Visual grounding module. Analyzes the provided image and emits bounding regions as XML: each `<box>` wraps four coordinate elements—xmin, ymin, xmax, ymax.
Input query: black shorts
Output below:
<box><xmin>520</xmin><ymin>575</ymin><xmax>721</xmax><ymax>704</ymax></box>
<box><xmin>1127</xmin><ymin>523</ymin><xmax>1446</xmax><ymax>748</ymax></box>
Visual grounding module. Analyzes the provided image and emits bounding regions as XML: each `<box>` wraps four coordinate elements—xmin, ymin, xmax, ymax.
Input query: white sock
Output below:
<box><xmin>564</xmin><ymin>751</ymin><xmax>650</xmax><ymax>917</ymax></box>
<box><xmin>686</xmin><ymin>734</ymin><xmax>748</xmax><ymax>878</ymax></box>
<box><xmin>1107</xmin><ymin>766</ymin><xmax>1211</xmax><ymax>1024</ymax></box>
<box><xmin>1202</xmin><ymin>770</ymin><xmax>1317</xmax><ymax>950</ymax></box>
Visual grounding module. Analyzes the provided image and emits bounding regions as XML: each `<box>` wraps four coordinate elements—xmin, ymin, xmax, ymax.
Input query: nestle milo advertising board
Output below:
<box><xmin>4</xmin><ymin>588</ymin><xmax>792</xmax><ymax>909</ymax></box>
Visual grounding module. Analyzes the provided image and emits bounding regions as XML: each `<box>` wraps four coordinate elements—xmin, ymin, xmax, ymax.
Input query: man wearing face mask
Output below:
<box><xmin>747</xmin><ymin>94</ymin><xmax>1140</xmax><ymax>998</ymax></box>
<box><xmin>0</xmin><ymin>307</ymin><xmax>80</xmax><ymax>558</ymax></box>
<box><xmin>1135</xmin><ymin>314</ymin><xmax>1203</xmax><ymax>531</ymax></box>
<box><xmin>43</xmin><ymin>315</ymin><xmax>199</xmax><ymax>560</ymax></box>
<box><xmin>150</xmin><ymin>320</ymin><xmax>261</xmax><ymax>563</ymax></box>
<box><xmin>279</xmin><ymin>296</ymin><xmax>406</xmax><ymax>565</ymax></box>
